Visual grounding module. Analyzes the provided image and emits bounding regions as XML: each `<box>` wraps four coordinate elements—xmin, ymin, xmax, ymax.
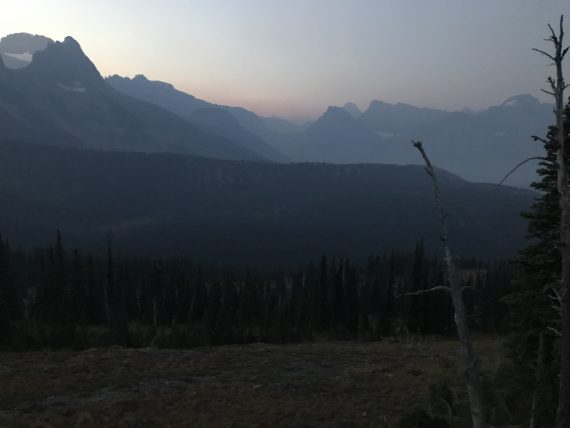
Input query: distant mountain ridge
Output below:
<box><xmin>266</xmin><ymin>94</ymin><xmax>552</xmax><ymax>186</ymax></box>
<box><xmin>0</xmin><ymin>32</ymin><xmax>546</xmax><ymax>265</ymax></box>
<box><xmin>106</xmin><ymin>74</ymin><xmax>288</xmax><ymax>162</ymax></box>
<box><xmin>0</xmin><ymin>35</ymin><xmax>265</xmax><ymax>161</ymax></box>
<box><xmin>297</xmin><ymin>107</ymin><xmax>383</xmax><ymax>162</ymax></box>
<box><xmin>108</xmin><ymin>61</ymin><xmax>551</xmax><ymax>186</ymax></box>
<box><xmin>0</xmin><ymin>31</ymin><xmax>556</xmax><ymax>186</ymax></box>
<box><xmin>360</xmin><ymin>100</ymin><xmax>449</xmax><ymax>136</ymax></box>
<box><xmin>0</xmin><ymin>33</ymin><xmax>53</xmax><ymax>69</ymax></box>
<box><xmin>106</xmin><ymin>74</ymin><xmax>212</xmax><ymax>117</ymax></box>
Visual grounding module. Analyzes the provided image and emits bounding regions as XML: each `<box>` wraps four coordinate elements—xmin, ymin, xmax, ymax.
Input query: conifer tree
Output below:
<box><xmin>0</xmin><ymin>235</ymin><xmax>21</xmax><ymax>346</ymax></box>
<box><xmin>507</xmin><ymin>101</ymin><xmax>570</xmax><ymax>426</ymax></box>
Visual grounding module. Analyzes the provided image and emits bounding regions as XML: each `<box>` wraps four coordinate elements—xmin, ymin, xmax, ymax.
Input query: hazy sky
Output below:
<box><xmin>1</xmin><ymin>1</ymin><xmax>569</xmax><ymax>120</ymax></box>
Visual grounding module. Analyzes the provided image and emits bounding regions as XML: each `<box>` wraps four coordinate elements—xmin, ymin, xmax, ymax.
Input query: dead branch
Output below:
<box><xmin>533</xmin><ymin>48</ymin><xmax>556</xmax><ymax>61</ymax></box>
<box><xmin>412</xmin><ymin>140</ymin><xmax>488</xmax><ymax>428</ymax></box>
<box><xmin>498</xmin><ymin>157</ymin><xmax>546</xmax><ymax>186</ymax></box>
<box><xmin>396</xmin><ymin>285</ymin><xmax>450</xmax><ymax>298</ymax></box>
<box><xmin>532</xmin><ymin>135</ymin><xmax>549</xmax><ymax>145</ymax></box>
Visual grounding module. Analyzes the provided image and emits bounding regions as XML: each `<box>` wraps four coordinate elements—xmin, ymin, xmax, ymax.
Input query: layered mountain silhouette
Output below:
<box><xmin>401</xmin><ymin>94</ymin><xmax>551</xmax><ymax>186</ymax></box>
<box><xmin>61</xmin><ymin>31</ymin><xmax>550</xmax><ymax>186</ymax></box>
<box><xmin>107</xmin><ymin>61</ymin><xmax>551</xmax><ymax>186</ymax></box>
<box><xmin>106</xmin><ymin>74</ymin><xmax>212</xmax><ymax>117</ymax></box>
<box><xmin>187</xmin><ymin>108</ymin><xmax>289</xmax><ymax>162</ymax></box>
<box><xmin>0</xmin><ymin>32</ymin><xmax>545</xmax><ymax>264</ymax></box>
<box><xmin>359</xmin><ymin>100</ymin><xmax>449</xmax><ymax>136</ymax></box>
<box><xmin>106</xmin><ymin>74</ymin><xmax>288</xmax><ymax>161</ymax></box>
<box><xmin>0</xmin><ymin>140</ymin><xmax>534</xmax><ymax>264</ymax></box>
<box><xmin>265</xmin><ymin>95</ymin><xmax>552</xmax><ymax>186</ymax></box>
<box><xmin>106</xmin><ymin>74</ymin><xmax>307</xmax><ymax>138</ymax></box>
<box><xmin>284</xmin><ymin>107</ymin><xmax>385</xmax><ymax>163</ymax></box>
<box><xmin>0</xmin><ymin>36</ymin><xmax>266</xmax><ymax>161</ymax></box>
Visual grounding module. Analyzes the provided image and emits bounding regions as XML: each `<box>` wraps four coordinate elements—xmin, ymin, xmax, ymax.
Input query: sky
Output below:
<box><xmin>1</xmin><ymin>1</ymin><xmax>570</xmax><ymax>121</ymax></box>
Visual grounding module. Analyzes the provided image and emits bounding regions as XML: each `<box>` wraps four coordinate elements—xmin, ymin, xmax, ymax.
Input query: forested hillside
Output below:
<box><xmin>0</xmin><ymin>140</ymin><xmax>533</xmax><ymax>264</ymax></box>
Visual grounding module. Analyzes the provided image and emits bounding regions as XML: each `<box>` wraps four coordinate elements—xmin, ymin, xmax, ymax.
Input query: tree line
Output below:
<box><xmin>0</xmin><ymin>233</ymin><xmax>513</xmax><ymax>350</ymax></box>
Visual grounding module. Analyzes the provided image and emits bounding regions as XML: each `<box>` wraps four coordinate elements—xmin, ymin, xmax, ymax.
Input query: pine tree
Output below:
<box><xmin>0</xmin><ymin>235</ymin><xmax>22</xmax><ymax>347</ymax></box>
<box><xmin>506</xmin><ymin>101</ymin><xmax>570</xmax><ymax>426</ymax></box>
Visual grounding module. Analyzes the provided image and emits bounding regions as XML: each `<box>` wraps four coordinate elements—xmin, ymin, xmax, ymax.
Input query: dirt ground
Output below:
<box><xmin>0</xmin><ymin>339</ymin><xmax>500</xmax><ymax>427</ymax></box>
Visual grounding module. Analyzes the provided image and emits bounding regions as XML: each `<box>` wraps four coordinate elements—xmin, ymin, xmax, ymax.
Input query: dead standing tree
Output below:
<box><xmin>411</xmin><ymin>141</ymin><xmax>487</xmax><ymax>428</ymax></box>
<box><xmin>534</xmin><ymin>15</ymin><xmax>570</xmax><ymax>428</ymax></box>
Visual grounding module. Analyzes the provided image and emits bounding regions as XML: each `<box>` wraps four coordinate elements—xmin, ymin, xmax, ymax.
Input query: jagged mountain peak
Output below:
<box><xmin>108</xmin><ymin>74</ymin><xmax>176</xmax><ymax>91</ymax></box>
<box><xmin>305</xmin><ymin>105</ymin><xmax>374</xmax><ymax>145</ymax></box>
<box><xmin>367</xmin><ymin>99</ymin><xmax>390</xmax><ymax>109</ymax></box>
<box><xmin>343</xmin><ymin>102</ymin><xmax>362</xmax><ymax>118</ymax></box>
<box><xmin>25</xmin><ymin>35</ymin><xmax>103</xmax><ymax>85</ymax></box>
<box><xmin>306</xmin><ymin>106</ymin><xmax>358</xmax><ymax>135</ymax></box>
<box><xmin>62</xmin><ymin>36</ymin><xmax>82</xmax><ymax>50</ymax></box>
<box><xmin>320</xmin><ymin>106</ymin><xmax>353</xmax><ymax>120</ymax></box>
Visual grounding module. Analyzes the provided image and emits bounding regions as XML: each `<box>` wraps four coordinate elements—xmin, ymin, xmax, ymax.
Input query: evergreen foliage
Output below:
<box><xmin>0</xmin><ymin>234</ymin><xmax>513</xmax><ymax>350</ymax></box>
<box><xmin>504</xmin><ymin>100</ymin><xmax>570</xmax><ymax>426</ymax></box>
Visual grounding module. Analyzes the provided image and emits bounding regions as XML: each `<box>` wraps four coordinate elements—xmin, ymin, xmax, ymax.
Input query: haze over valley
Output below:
<box><xmin>1</xmin><ymin>3</ymin><xmax>570</xmax><ymax>426</ymax></box>
<box><xmin>0</xmin><ymin>31</ymin><xmax>543</xmax><ymax>258</ymax></box>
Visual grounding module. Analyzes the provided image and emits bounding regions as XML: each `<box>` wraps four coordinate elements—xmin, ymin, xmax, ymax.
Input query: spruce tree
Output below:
<box><xmin>506</xmin><ymin>101</ymin><xmax>570</xmax><ymax>425</ymax></box>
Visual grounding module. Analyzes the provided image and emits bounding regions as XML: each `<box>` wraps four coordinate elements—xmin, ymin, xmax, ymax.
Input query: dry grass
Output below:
<box><xmin>0</xmin><ymin>338</ymin><xmax>502</xmax><ymax>427</ymax></box>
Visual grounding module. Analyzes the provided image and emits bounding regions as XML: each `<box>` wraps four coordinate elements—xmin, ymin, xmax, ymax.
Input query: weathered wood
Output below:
<box><xmin>530</xmin><ymin>331</ymin><xmax>546</xmax><ymax>428</ymax></box>
<box><xmin>412</xmin><ymin>141</ymin><xmax>487</xmax><ymax>428</ymax></box>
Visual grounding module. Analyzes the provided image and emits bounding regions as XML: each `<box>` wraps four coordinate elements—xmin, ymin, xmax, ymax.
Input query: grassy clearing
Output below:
<box><xmin>0</xmin><ymin>338</ymin><xmax>504</xmax><ymax>427</ymax></box>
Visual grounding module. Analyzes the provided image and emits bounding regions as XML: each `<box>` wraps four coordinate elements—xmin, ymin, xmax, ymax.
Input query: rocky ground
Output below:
<box><xmin>0</xmin><ymin>339</ymin><xmax>500</xmax><ymax>427</ymax></box>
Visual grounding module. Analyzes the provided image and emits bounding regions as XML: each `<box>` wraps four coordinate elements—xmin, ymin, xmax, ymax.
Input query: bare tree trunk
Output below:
<box><xmin>413</xmin><ymin>141</ymin><xmax>487</xmax><ymax>428</ymax></box>
<box><xmin>530</xmin><ymin>331</ymin><xmax>546</xmax><ymax>428</ymax></box>
<box><xmin>534</xmin><ymin>16</ymin><xmax>570</xmax><ymax>428</ymax></box>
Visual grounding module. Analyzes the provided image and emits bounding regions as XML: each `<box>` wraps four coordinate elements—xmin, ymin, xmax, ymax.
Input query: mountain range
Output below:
<box><xmin>106</xmin><ymin>74</ymin><xmax>288</xmax><ymax>162</ymax></box>
<box><xmin>0</xmin><ymin>34</ymin><xmax>266</xmax><ymax>161</ymax></box>
<box><xmin>108</xmin><ymin>69</ymin><xmax>552</xmax><ymax>187</ymax></box>
<box><xmin>0</xmin><ymin>32</ymin><xmax>548</xmax><ymax>263</ymax></box>
<box><xmin>267</xmin><ymin>95</ymin><xmax>551</xmax><ymax>187</ymax></box>
<box><xmin>0</xmin><ymin>33</ymin><xmax>554</xmax><ymax>187</ymax></box>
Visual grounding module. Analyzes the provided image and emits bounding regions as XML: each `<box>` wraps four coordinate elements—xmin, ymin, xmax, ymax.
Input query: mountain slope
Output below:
<box><xmin>275</xmin><ymin>96</ymin><xmax>552</xmax><ymax>186</ymax></box>
<box><xmin>359</xmin><ymin>100</ymin><xmax>449</xmax><ymax>136</ymax></box>
<box><xmin>0</xmin><ymin>140</ymin><xmax>534</xmax><ymax>264</ymax></box>
<box><xmin>106</xmin><ymin>74</ymin><xmax>212</xmax><ymax>117</ymax></box>
<box><xmin>0</xmin><ymin>36</ymin><xmax>261</xmax><ymax>161</ymax></box>
<box><xmin>409</xmin><ymin>94</ymin><xmax>552</xmax><ymax>185</ymax></box>
<box><xmin>106</xmin><ymin>74</ymin><xmax>295</xmax><ymax>159</ymax></box>
<box><xmin>107</xmin><ymin>74</ymin><xmax>287</xmax><ymax>161</ymax></box>
<box><xmin>299</xmin><ymin>107</ymin><xmax>385</xmax><ymax>162</ymax></box>
<box><xmin>273</xmin><ymin>107</ymin><xmax>413</xmax><ymax>164</ymax></box>
<box><xmin>343</xmin><ymin>102</ymin><xmax>362</xmax><ymax>118</ymax></box>
<box><xmin>187</xmin><ymin>108</ymin><xmax>289</xmax><ymax>162</ymax></box>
